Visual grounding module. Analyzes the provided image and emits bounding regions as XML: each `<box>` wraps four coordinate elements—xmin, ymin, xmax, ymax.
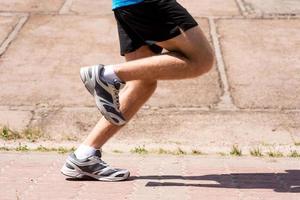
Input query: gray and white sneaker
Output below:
<box><xmin>80</xmin><ymin>64</ymin><xmax>126</xmax><ymax>126</ymax></box>
<box><xmin>61</xmin><ymin>150</ymin><xmax>130</xmax><ymax>181</ymax></box>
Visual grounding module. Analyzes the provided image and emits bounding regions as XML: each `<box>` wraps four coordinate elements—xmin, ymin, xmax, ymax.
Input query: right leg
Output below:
<box><xmin>114</xmin><ymin>26</ymin><xmax>214</xmax><ymax>81</ymax></box>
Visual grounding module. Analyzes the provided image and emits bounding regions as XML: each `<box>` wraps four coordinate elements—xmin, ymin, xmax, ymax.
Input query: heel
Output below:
<box><xmin>80</xmin><ymin>68</ymin><xmax>86</xmax><ymax>83</ymax></box>
<box><xmin>80</xmin><ymin>67</ymin><xmax>94</xmax><ymax>96</ymax></box>
<box><xmin>60</xmin><ymin>165</ymin><xmax>85</xmax><ymax>178</ymax></box>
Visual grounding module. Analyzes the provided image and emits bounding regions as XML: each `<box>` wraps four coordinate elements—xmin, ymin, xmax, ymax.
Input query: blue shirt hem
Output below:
<box><xmin>112</xmin><ymin>0</ymin><xmax>144</xmax><ymax>10</ymax></box>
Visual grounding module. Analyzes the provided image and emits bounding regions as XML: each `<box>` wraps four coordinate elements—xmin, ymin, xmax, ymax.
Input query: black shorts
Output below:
<box><xmin>113</xmin><ymin>0</ymin><xmax>198</xmax><ymax>56</ymax></box>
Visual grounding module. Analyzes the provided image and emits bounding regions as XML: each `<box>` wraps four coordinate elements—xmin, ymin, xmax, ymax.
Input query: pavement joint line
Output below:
<box><xmin>208</xmin><ymin>17</ymin><xmax>238</xmax><ymax>111</ymax></box>
<box><xmin>0</xmin><ymin>12</ymin><xmax>28</xmax><ymax>17</ymax></box>
<box><xmin>1</xmin><ymin>106</ymin><xmax>300</xmax><ymax>114</ymax></box>
<box><xmin>0</xmin><ymin>11</ymin><xmax>298</xmax><ymax>19</ymax></box>
<box><xmin>286</xmin><ymin>125</ymin><xmax>298</xmax><ymax>145</ymax></box>
<box><xmin>59</xmin><ymin>0</ymin><xmax>74</xmax><ymax>15</ymax></box>
<box><xmin>20</xmin><ymin>159</ymin><xmax>61</xmax><ymax>199</ymax></box>
<box><xmin>181</xmin><ymin>157</ymin><xmax>190</xmax><ymax>200</ymax></box>
<box><xmin>126</xmin><ymin>157</ymin><xmax>144</xmax><ymax>200</ymax></box>
<box><xmin>240</xmin><ymin>0</ymin><xmax>255</xmax><ymax>15</ymax></box>
<box><xmin>224</xmin><ymin>161</ymin><xmax>244</xmax><ymax>199</ymax></box>
<box><xmin>0</xmin><ymin>11</ymin><xmax>59</xmax><ymax>15</ymax></box>
<box><xmin>214</xmin><ymin>15</ymin><xmax>300</xmax><ymax>19</ymax></box>
<box><xmin>266</xmin><ymin>164</ymin><xmax>288</xmax><ymax>193</ymax></box>
<box><xmin>0</xmin><ymin>15</ymin><xmax>28</xmax><ymax>57</ymax></box>
<box><xmin>74</xmin><ymin>182</ymin><xmax>88</xmax><ymax>200</ymax></box>
<box><xmin>234</xmin><ymin>0</ymin><xmax>247</xmax><ymax>16</ymax></box>
<box><xmin>185</xmin><ymin>15</ymin><xmax>300</xmax><ymax>20</ymax></box>
<box><xmin>26</xmin><ymin>110</ymin><xmax>36</xmax><ymax>129</ymax></box>
<box><xmin>158</xmin><ymin>160</ymin><xmax>163</xmax><ymax>199</ymax></box>
<box><xmin>0</xmin><ymin>11</ymin><xmax>31</xmax><ymax>15</ymax></box>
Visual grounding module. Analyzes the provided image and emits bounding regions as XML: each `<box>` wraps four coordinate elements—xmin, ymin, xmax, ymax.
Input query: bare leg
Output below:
<box><xmin>114</xmin><ymin>26</ymin><xmax>214</xmax><ymax>81</ymax></box>
<box><xmin>82</xmin><ymin>46</ymin><xmax>157</xmax><ymax>148</ymax></box>
<box><xmin>82</xmin><ymin>26</ymin><xmax>214</xmax><ymax>148</ymax></box>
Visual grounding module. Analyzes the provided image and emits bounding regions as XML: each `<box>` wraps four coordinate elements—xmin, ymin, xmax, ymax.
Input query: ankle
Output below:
<box><xmin>103</xmin><ymin>65</ymin><xmax>123</xmax><ymax>83</ymax></box>
<box><xmin>74</xmin><ymin>144</ymin><xmax>97</xmax><ymax>159</ymax></box>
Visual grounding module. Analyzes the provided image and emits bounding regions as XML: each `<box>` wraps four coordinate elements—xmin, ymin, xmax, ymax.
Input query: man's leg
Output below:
<box><xmin>84</xmin><ymin>26</ymin><xmax>214</xmax><ymax>126</ymax></box>
<box><xmin>82</xmin><ymin>45</ymin><xmax>157</xmax><ymax>148</ymax></box>
<box><xmin>114</xmin><ymin>26</ymin><xmax>214</xmax><ymax>81</ymax></box>
<box><xmin>82</xmin><ymin>25</ymin><xmax>214</xmax><ymax>148</ymax></box>
<box><xmin>61</xmin><ymin>46</ymin><xmax>158</xmax><ymax>181</ymax></box>
<box><xmin>61</xmin><ymin>25</ymin><xmax>214</xmax><ymax>181</ymax></box>
<box><xmin>81</xmin><ymin>26</ymin><xmax>214</xmax><ymax>147</ymax></box>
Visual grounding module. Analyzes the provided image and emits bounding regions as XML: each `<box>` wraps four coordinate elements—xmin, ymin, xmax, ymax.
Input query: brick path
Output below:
<box><xmin>0</xmin><ymin>152</ymin><xmax>299</xmax><ymax>200</ymax></box>
<box><xmin>0</xmin><ymin>0</ymin><xmax>299</xmax><ymax>153</ymax></box>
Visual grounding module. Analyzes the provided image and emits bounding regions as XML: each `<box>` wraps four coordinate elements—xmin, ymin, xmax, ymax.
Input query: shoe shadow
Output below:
<box><xmin>130</xmin><ymin>170</ymin><xmax>300</xmax><ymax>193</ymax></box>
<box><xmin>66</xmin><ymin>177</ymin><xmax>97</xmax><ymax>182</ymax></box>
<box><xmin>65</xmin><ymin>176</ymin><xmax>135</xmax><ymax>182</ymax></box>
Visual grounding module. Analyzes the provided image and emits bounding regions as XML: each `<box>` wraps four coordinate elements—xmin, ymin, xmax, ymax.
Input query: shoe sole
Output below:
<box><xmin>60</xmin><ymin>164</ymin><xmax>130</xmax><ymax>182</ymax></box>
<box><xmin>79</xmin><ymin>67</ymin><xmax>95</xmax><ymax>96</ymax></box>
<box><xmin>80</xmin><ymin>67</ymin><xmax>125</xmax><ymax>126</ymax></box>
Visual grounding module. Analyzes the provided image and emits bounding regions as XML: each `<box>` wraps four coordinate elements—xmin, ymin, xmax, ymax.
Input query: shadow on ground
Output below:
<box><xmin>66</xmin><ymin>170</ymin><xmax>300</xmax><ymax>193</ymax></box>
<box><xmin>131</xmin><ymin>170</ymin><xmax>300</xmax><ymax>193</ymax></box>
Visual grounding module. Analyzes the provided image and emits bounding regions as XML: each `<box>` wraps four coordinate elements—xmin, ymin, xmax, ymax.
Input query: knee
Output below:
<box><xmin>191</xmin><ymin>50</ymin><xmax>215</xmax><ymax>77</ymax></box>
<box><xmin>127</xmin><ymin>80</ymin><xmax>157</xmax><ymax>93</ymax></box>
<box><xmin>140</xmin><ymin>80</ymin><xmax>158</xmax><ymax>91</ymax></box>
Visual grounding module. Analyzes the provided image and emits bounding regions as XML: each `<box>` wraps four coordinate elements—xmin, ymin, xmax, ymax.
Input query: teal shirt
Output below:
<box><xmin>112</xmin><ymin>0</ymin><xmax>144</xmax><ymax>10</ymax></box>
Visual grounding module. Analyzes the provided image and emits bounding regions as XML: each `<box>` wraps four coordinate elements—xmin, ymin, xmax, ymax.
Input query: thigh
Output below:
<box><xmin>122</xmin><ymin>45</ymin><xmax>158</xmax><ymax>93</ymax></box>
<box><xmin>156</xmin><ymin>26</ymin><xmax>213</xmax><ymax>61</ymax></box>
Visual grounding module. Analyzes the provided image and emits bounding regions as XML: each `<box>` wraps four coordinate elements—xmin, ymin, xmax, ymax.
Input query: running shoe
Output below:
<box><xmin>80</xmin><ymin>64</ymin><xmax>126</xmax><ymax>126</ymax></box>
<box><xmin>60</xmin><ymin>150</ymin><xmax>130</xmax><ymax>181</ymax></box>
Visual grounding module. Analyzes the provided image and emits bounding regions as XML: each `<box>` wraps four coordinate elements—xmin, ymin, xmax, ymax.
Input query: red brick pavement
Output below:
<box><xmin>0</xmin><ymin>152</ymin><xmax>299</xmax><ymax>200</ymax></box>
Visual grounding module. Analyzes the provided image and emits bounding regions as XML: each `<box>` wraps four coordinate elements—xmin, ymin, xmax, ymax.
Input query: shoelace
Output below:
<box><xmin>113</xmin><ymin>88</ymin><xmax>120</xmax><ymax>108</ymax></box>
<box><xmin>113</xmin><ymin>80</ymin><xmax>121</xmax><ymax>109</ymax></box>
<box><xmin>95</xmin><ymin>156</ymin><xmax>109</xmax><ymax>167</ymax></box>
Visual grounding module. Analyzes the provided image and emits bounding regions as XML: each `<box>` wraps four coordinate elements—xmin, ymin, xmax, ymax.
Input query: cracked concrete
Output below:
<box><xmin>0</xmin><ymin>0</ymin><xmax>299</xmax><ymax>154</ymax></box>
<box><xmin>244</xmin><ymin>0</ymin><xmax>300</xmax><ymax>16</ymax></box>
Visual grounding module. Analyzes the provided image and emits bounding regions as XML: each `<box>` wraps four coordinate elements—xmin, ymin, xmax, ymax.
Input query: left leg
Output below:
<box><xmin>82</xmin><ymin>46</ymin><xmax>158</xmax><ymax>148</ymax></box>
<box><xmin>61</xmin><ymin>46</ymin><xmax>158</xmax><ymax>181</ymax></box>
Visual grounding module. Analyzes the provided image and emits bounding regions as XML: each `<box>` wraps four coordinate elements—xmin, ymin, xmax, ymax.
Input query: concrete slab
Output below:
<box><xmin>111</xmin><ymin>110</ymin><xmax>297</xmax><ymax>151</ymax></box>
<box><xmin>0</xmin><ymin>16</ymin><xmax>221</xmax><ymax>108</ymax></box>
<box><xmin>0</xmin><ymin>0</ymin><xmax>65</xmax><ymax>13</ymax></box>
<box><xmin>217</xmin><ymin>19</ymin><xmax>300</xmax><ymax>109</ymax></box>
<box><xmin>33</xmin><ymin>107</ymin><xmax>299</xmax><ymax>153</ymax></box>
<box><xmin>69</xmin><ymin>0</ymin><xmax>112</xmax><ymax>15</ymax></box>
<box><xmin>0</xmin><ymin>16</ymin><xmax>19</xmax><ymax>45</ymax></box>
<box><xmin>0</xmin><ymin>15</ymin><xmax>123</xmax><ymax>107</ymax></box>
<box><xmin>178</xmin><ymin>0</ymin><xmax>241</xmax><ymax>17</ymax></box>
<box><xmin>0</xmin><ymin>110</ymin><xmax>32</xmax><ymax>131</ymax></box>
<box><xmin>147</xmin><ymin>19</ymin><xmax>222</xmax><ymax>108</ymax></box>
<box><xmin>244</xmin><ymin>0</ymin><xmax>300</xmax><ymax>15</ymax></box>
<box><xmin>33</xmin><ymin>107</ymin><xmax>100</xmax><ymax>140</ymax></box>
<box><xmin>66</xmin><ymin>0</ymin><xmax>240</xmax><ymax>17</ymax></box>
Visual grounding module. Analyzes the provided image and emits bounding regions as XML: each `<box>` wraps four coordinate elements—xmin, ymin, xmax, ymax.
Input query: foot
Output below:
<box><xmin>80</xmin><ymin>64</ymin><xmax>126</xmax><ymax>126</ymax></box>
<box><xmin>61</xmin><ymin>150</ymin><xmax>130</xmax><ymax>181</ymax></box>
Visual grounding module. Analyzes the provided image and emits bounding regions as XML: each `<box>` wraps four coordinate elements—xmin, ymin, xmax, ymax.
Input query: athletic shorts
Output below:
<box><xmin>113</xmin><ymin>0</ymin><xmax>198</xmax><ymax>56</ymax></box>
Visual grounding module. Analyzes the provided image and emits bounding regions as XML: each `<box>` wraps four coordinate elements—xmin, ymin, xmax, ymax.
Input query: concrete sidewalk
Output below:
<box><xmin>0</xmin><ymin>152</ymin><xmax>299</xmax><ymax>200</ymax></box>
<box><xmin>0</xmin><ymin>0</ymin><xmax>300</xmax><ymax>154</ymax></box>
